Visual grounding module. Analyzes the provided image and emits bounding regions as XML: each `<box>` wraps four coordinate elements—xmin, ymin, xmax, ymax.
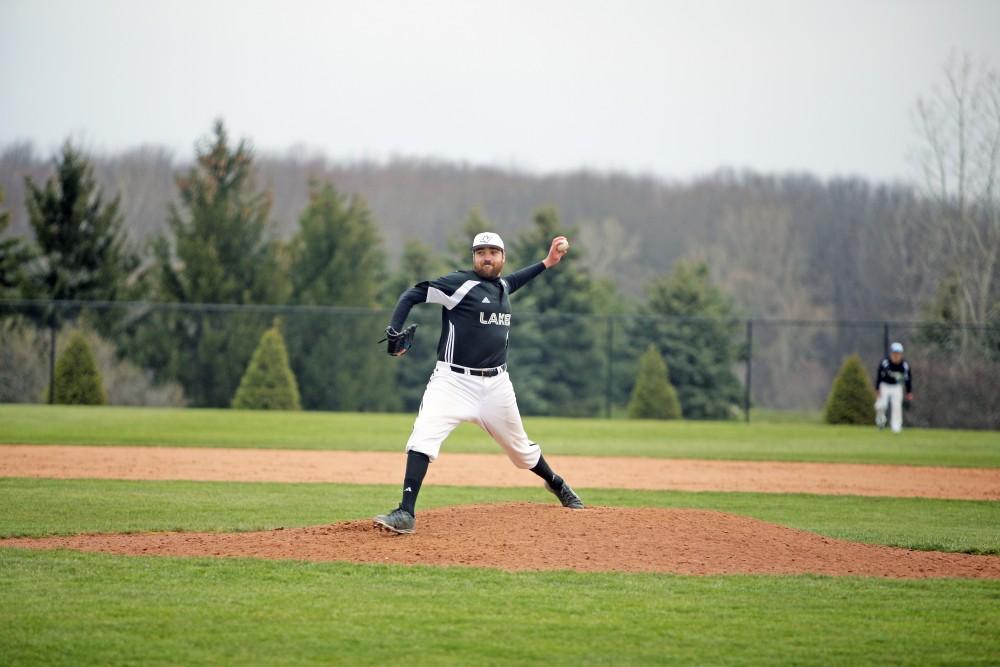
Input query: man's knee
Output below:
<box><xmin>504</xmin><ymin>443</ymin><xmax>541</xmax><ymax>469</ymax></box>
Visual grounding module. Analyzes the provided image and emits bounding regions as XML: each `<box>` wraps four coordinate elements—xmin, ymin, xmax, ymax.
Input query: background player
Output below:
<box><xmin>874</xmin><ymin>341</ymin><xmax>913</xmax><ymax>433</ymax></box>
<box><xmin>374</xmin><ymin>232</ymin><xmax>584</xmax><ymax>534</ymax></box>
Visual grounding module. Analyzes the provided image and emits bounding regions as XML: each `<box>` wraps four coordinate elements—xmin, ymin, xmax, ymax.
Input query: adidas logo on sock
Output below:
<box><xmin>482</xmin><ymin>297</ymin><xmax>490</xmax><ymax>303</ymax></box>
<box><xmin>404</xmin><ymin>486</ymin><xmax>413</xmax><ymax>492</ymax></box>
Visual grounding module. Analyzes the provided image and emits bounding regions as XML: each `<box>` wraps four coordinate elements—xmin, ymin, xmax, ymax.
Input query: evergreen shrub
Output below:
<box><xmin>824</xmin><ymin>353</ymin><xmax>876</xmax><ymax>425</ymax></box>
<box><xmin>232</xmin><ymin>324</ymin><xmax>301</xmax><ymax>410</ymax></box>
<box><xmin>627</xmin><ymin>344</ymin><xmax>682</xmax><ymax>419</ymax></box>
<box><xmin>53</xmin><ymin>333</ymin><xmax>106</xmax><ymax>405</ymax></box>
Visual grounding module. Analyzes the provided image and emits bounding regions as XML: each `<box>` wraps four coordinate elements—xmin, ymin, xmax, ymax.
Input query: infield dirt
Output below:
<box><xmin>4</xmin><ymin>503</ymin><xmax>1000</xmax><ymax>579</ymax></box>
<box><xmin>2</xmin><ymin>445</ymin><xmax>999</xmax><ymax>499</ymax></box>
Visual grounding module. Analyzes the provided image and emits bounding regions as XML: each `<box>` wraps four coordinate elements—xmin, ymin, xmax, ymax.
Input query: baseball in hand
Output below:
<box><xmin>556</xmin><ymin>239</ymin><xmax>569</xmax><ymax>252</ymax></box>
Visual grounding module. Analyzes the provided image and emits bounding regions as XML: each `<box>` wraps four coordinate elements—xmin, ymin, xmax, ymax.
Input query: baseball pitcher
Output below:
<box><xmin>374</xmin><ymin>232</ymin><xmax>584</xmax><ymax>534</ymax></box>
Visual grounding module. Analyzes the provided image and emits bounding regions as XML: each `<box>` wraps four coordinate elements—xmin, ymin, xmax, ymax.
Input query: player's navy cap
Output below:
<box><xmin>890</xmin><ymin>342</ymin><xmax>904</xmax><ymax>353</ymax></box>
<box><xmin>472</xmin><ymin>232</ymin><xmax>504</xmax><ymax>252</ymax></box>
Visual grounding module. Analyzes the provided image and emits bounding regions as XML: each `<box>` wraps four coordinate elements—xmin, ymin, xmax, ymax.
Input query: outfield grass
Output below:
<box><xmin>2</xmin><ymin>404</ymin><xmax>998</xmax><ymax>466</ymax></box>
<box><xmin>3</xmin><ymin>478</ymin><xmax>998</xmax><ymax>554</ymax></box>
<box><xmin>2</xmin><ymin>549</ymin><xmax>998</xmax><ymax>666</ymax></box>
<box><xmin>3</xmin><ymin>404</ymin><xmax>998</xmax><ymax>665</ymax></box>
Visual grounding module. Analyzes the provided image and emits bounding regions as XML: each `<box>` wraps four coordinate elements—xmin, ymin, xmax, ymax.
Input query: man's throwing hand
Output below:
<box><xmin>543</xmin><ymin>236</ymin><xmax>570</xmax><ymax>268</ymax></box>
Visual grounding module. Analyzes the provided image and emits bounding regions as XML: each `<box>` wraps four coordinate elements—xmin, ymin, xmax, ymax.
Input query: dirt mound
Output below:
<box><xmin>4</xmin><ymin>503</ymin><xmax>999</xmax><ymax>579</ymax></box>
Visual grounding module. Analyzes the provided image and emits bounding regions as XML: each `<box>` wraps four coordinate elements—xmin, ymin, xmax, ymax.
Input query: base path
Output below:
<box><xmin>4</xmin><ymin>504</ymin><xmax>999</xmax><ymax>578</ymax></box>
<box><xmin>2</xmin><ymin>445</ymin><xmax>998</xmax><ymax>500</ymax></box>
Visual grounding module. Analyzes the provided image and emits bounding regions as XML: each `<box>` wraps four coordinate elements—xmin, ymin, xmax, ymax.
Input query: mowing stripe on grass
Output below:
<box><xmin>2</xmin><ymin>404</ymin><xmax>999</xmax><ymax>467</ymax></box>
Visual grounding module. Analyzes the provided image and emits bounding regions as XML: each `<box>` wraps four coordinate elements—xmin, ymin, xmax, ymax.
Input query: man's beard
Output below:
<box><xmin>474</xmin><ymin>262</ymin><xmax>502</xmax><ymax>279</ymax></box>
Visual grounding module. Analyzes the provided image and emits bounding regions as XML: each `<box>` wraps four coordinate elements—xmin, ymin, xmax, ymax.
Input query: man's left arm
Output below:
<box><xmin>905</xmin><ymin>363</ymin><xmax>913</xmax><ymax>400</ymax></box>
<box><xmin>504</xmin><ymin>236</ymin><xmax>569</xmax><ymax>294</ymax></box>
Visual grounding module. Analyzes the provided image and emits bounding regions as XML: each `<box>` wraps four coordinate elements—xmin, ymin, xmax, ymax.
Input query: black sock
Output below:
<box><xmin>530</xmin><ymin>454</ymin><xmax>564</xmax><ymax>490</ymax></box>
<box><xmin>400</xmin><ymin>450</ymin><xmax>430</xmax><ymax>516</ymax></box>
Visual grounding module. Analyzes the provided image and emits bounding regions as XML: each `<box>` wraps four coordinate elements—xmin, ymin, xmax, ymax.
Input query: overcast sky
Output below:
<box><xmin>2</xmin><ymin>0</ymin><xmax>998</xmax><ymax>184</ymax></box>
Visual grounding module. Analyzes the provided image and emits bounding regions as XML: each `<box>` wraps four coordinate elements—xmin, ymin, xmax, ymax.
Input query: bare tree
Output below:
<box><xmin>578</xmin><ymin>217</ymin><xmax>640</xmax><ymax>280</ymax></box>
<box><xmin>913</xmin><ymin>53</ymin><xmax>1000</xmax><ymax>326</ymax></box>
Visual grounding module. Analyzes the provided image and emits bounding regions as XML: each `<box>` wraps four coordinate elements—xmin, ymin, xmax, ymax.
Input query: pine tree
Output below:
<box><xmin>132</xmin><ymin>120</ymin><xmax>288</xmax><ymax>407</ymax></box>
<box><xmin>22</xmin><ymin>143</ymin><xmax>137</xmax><ymax>303</ymax></box>
<box><xmin>52</xmin><ymin>333</ymin><xmax>106</xmax><ymax>405</ymax></box>
<box><xmin>0</xmin><ymin>187</ymin><xmax>33</xmax><ymax>297</ymax></box>
<box><xmin>824</xmin><ymin>354</ymin><xmax>877</xmax><ymax>425</ymax></box>
<box><xmin>285</xmin><ymin>181</ymin><xmax>398</xmax><ymax>411</ymax></box>
<box><xmin>153</xmin><ymin>120</ymin><xmax>284</xmax><ymax>307</ymax></box>
<box><xmin>639</xmin><ymin>261</ymin><xmax>742</xmax><ymax>419</ymax></box>
<box><xmin>232</xmin><ymin>324</ymin><xmax>301</xmax><ymax>410</ymax></box>
<box><xmin>19</xmin><ymin>143</ymin><xmax>138</xmax><ymax>339</ymax></box>
<box><xmin>628</xmin><ymin>344</ymin><xmax>682</xmax><ymax>419</ymax></box>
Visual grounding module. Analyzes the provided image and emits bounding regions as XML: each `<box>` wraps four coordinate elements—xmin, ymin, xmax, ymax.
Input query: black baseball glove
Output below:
<box><xmin>378</xmin><ymin>324</ymin><xmax>418</xmax><ymax>356</ymax></box>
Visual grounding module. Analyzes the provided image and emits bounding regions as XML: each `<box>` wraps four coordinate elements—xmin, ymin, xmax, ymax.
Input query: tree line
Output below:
<box><xmin>0</xmin><ymin>120</ymin><xmax>744</xmax><ymax>418</ymax></box>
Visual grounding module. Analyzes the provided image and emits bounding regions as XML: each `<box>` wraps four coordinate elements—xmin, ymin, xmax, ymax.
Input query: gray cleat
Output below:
<box><xmin>545</xmin><ymin>481</ymin><xmax>584</xmax><ymax>509</ymax></box>
<box><xmin>373</xmin><ymin>507</ymin><xmax>416</xmax><ymax>534</ymax></box>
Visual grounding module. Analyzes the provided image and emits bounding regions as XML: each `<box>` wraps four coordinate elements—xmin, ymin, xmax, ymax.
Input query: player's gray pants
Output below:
<box><xmin>405</xmin><ymin>361</ymin><xmax>541</xmax><ymax>468</ymax></box>
<box><xmin>874</xmin><ymin>382</ymin><xmax>904</xmax><ymax>433</ymax></box>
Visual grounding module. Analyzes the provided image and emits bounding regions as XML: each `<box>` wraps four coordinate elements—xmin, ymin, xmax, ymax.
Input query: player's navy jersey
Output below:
<box><xmin>875</xmin><ymin>357</ymin><xmax>912</xmax><ymax>392</ymax></box>
<box><xmin>390</xmin><ymin>262</ymin><xmax>546</xmax><ymax>368</ymax></box>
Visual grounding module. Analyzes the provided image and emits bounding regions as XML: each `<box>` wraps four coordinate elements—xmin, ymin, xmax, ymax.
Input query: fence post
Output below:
<box><xmin>744</xmin><ymin>319</ymin><xmax>752</xmax><ymax>423</ymax></box>
<box><xmin>605</xmin><ymin>316</ymin><xmax>614</xmax><ymax>418</ymax></box>
<box><xmin>48</xmin><ymin>324</ymin><xmax>56</xmax><ymax>405</ymax></box>
<box><xmin>883</xmin><ymin>322</ymin><xmax>890</xmax><ymax>353</ymax></box>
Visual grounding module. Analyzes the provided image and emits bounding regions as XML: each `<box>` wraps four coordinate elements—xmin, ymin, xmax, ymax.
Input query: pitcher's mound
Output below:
<box><xmin>4</xmin><ymin>503</ymin><xmax>999</xmax><ymax>579</ymax></box>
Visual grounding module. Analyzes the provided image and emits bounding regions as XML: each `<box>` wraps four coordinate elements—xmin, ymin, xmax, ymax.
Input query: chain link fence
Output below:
<box><xmin>2</xmin><ymin>299</ymin><xmax>997</xmax><ymax>429</ymax></box>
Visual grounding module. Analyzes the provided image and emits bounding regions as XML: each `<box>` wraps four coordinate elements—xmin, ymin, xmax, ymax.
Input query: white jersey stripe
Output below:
<box><xmin>445</xmin><ymin>321</ymin><xmax>456</xmax><ymax>363</ymax></box>
<box><xmin>427</xmin><ymin>280</ymin><xmax>480</xmax><ymax>310</ymax></box>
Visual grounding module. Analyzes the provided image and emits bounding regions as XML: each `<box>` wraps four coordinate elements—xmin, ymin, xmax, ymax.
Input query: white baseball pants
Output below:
<box><xmin>875</xmin><ymin>383</ymin><xmax>904</xmax><ymax>433</ymax></box>
<box><xmin>405</xmin><ymin>361</ymin><xmax>541</xmax><ymax>468</ymax></box>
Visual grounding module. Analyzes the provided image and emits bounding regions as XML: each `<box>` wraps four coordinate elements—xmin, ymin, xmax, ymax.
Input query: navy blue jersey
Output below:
<box><xmin>390</xmin><ymin>262</ymin><xmax>546</xmax><ymax>368</ymax></box>
<box><xmin>875</xmin><ymin>357</ymin><xmax>912</xmax><ymax>393</ymax></box>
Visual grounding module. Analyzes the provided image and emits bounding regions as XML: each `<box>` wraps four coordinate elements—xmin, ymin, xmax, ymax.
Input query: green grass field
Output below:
<box><xmin>2</xmin><ymin>404</ymin><xmax>999</xmax><ymax>466</ymax></box>
<box><xmin>4</xmin><ymin>549</ymin><xmax>998</xmax><ymax>666</ymax></box>
<box><xmin>1</xmin><ymin>404</ymin><xmax>998</xmax><ymax>665</ymax></box>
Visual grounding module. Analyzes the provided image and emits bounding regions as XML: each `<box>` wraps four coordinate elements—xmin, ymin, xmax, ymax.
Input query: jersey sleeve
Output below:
<box><xmin>904</xmin><ymin>363</ymin><xmax>913</xmax><ymax>393</ymax></box>
<box><xmin>388</xmin><ymin>272</ymin><xmax>481</xmax><ymax>330</ymax></box>
<box><xmin>388</xmin><ymin>285</ymin><xmax>428</xmax><ymax>332</ymax></box>
<box><xmin>501</xmin><ymin>262</ymin><xmax>546</xmax><ymax>294</ymax></box>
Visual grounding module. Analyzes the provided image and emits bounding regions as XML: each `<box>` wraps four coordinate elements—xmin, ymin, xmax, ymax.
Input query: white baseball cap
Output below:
<box><xmin>471</xmin><ymin>232</ymin><xmax>504</xmax><ymax>252</ymax></box>
<box><xmin>890</xmin><ymin>342</ymin><xmax>904</xmax><ymax>353</ymax></box>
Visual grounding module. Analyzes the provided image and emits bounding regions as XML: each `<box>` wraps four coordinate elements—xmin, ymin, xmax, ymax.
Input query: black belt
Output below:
<box><xmin>450</xmin><ymin>363</ymin><xmax>507</xmax><ymax>377</ymax></box>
